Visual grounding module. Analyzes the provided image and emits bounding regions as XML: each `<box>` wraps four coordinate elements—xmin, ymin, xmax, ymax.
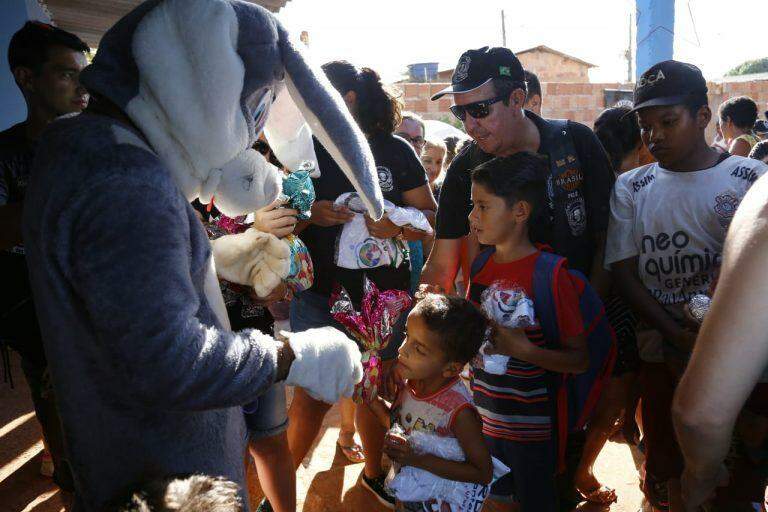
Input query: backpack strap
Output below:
<box><xmin>469</xmin><ymin>246</ymin><xmax>496</xmax><ymax>280</ymax></box>
<box><xmin>531</xmin><ymin>251</ymin><xmax>566</xmax><ymax>345</ymax></box>
<box><xmin>538</xmin><ymin>119</ymin><xmax>584</xmax><ymax>235</ymax></box>
<box><xmin>531</xmin><ymin>250</ymin><xmax>570</xmax><ymax>473</ymax></box>
<box><xmin>467</xmin><ymin>247</ymin><xmax>496</xmax><ymax>302</ymax></box>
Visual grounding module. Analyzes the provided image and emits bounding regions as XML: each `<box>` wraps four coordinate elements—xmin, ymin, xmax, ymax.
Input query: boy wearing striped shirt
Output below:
<box><xmin>466</xmin><ymin>153</ymin><xmax>589</xmax><ymax>512</ymax></box>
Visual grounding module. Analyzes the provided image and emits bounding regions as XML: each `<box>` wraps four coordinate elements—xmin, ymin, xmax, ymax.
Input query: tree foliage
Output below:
<box><xmin>726</xmin><ymin>57</ymin><xmax>768</xmax><ymax>76</ymax></box>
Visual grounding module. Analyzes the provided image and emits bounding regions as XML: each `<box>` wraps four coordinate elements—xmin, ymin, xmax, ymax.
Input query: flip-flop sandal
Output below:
<box><xmin>337</xmin><ymin>441</ymin><xmax>366</xmax><ymax>463</ymax></box>
<box><xmin>579</xmin><ymin>485</ymin><xmax>618</xmax><ymax>505</ymax></box>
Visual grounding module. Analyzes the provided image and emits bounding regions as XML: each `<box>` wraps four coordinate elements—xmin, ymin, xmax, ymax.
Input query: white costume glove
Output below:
<box><xmin>283</xmin><ymin>327</ymin><xmax>363</xmax><ymax>404</ymax></box>
<box><xmin>210</xmin><ymin>228</ymin><xmax>291</xmax><ymax>298</ymax></box>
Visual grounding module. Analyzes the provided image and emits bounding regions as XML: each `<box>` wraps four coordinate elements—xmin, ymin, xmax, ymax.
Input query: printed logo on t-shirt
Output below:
<box><xmin>555</xmin><ymin>168</ymin><xmax>584</xmax><ymax>192</ymax></box>
<box><xmin>453</xmin><ymin>56</ymin><xmax>471</xmax><ymax>83</ymax></box>
<box><xmin>377</xmin><ymin>166</ymin><xmax>394</xmax><ymax>192</ymax></box>
<box><xmin>714</xmin><ymin>193</ymin><xmax>740</xmax><ymax>228</ymax></box>
<box><xmin>731</xmin><ymin>166</ymin><xmax>760</xmax><ymax>184</ymax></box>
<box><xmin>566</xmin><ymin>196</ymin><xmax>586</xmax><ymax>236</ymax></box>
<box><xmin>632</xmin><ymin>174</ymin><xmax>655</xmax><ymax>192</ymax></box>
<box><xmin>640</xmin><ymin>229</ymin><xmax>721</xmax><ymax>303</ymax></box>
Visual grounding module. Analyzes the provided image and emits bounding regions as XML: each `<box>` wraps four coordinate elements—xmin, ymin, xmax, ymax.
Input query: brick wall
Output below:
<box><xmin>397</xmin><ymin>79</ymin><xmax>768</xmax><ymax>139</ymax></box>
<box><xmin>517</xmin><ymin>52</ymin><xmax>591</xmax><ymax>83</ymax></box>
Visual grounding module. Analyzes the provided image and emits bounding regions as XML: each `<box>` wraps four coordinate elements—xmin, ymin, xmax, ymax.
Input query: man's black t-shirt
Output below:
<box><xmin>435</xmin><ymin>111</ymin><xmax>614</xmax><ymax>275</ymax></box>
<box><xmin>0</xmin><ymin>122</ymin><xmax>44</xmax><ymax>362</ymax></box>
<box><xmin>300</xmin><ymin>134</ymin><xmax>428</xmax><ymax>302</ymax></box>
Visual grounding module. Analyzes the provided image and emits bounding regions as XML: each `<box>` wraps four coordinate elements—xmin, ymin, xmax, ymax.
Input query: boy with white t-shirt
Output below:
<box><xmin>605</xmin><ymin>60</ymin><xmax>768</xmax><ymax>510</ymax></box>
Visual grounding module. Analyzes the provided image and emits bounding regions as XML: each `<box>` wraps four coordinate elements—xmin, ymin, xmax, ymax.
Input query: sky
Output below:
<box><xmin>277</xmin><ymin>0</ymin><xmax>768</xmax><ymax>84</ymax></box>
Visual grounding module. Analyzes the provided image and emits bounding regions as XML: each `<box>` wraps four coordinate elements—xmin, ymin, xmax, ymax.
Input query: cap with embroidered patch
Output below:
<box><xmin>431</xmin><ymin>46</ymin><xmax>526</xmax><ymax>101</ymax></box>
<box><xmin>629</xmin><ymin>60</ymin><xmax>708</xmax><ymax>114</ymax></box>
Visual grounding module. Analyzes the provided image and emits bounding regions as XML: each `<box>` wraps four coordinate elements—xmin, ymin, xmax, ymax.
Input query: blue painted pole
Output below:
<box><xmin>635</xmin><ymin>0</ymin><xmax>675</xmax><ymax>80</ymax></box>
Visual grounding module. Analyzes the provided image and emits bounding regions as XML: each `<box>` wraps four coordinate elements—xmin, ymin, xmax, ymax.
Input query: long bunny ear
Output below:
<box><xmin>276</xmin><ymin>25</ymin><xmax>384</xmax><ymax>219</ymax></box>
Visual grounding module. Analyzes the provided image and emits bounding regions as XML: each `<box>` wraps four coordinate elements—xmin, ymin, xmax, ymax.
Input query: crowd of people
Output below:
<box><xmin>3</xmin><ymin>4</ymin><xmax>768</xmax><ymax>512</ymax></box>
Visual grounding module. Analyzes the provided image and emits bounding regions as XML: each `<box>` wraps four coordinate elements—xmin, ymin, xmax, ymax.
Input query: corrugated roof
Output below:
<box><xmin>43</xmin><ymin>0</ymin><xmax>291</xmax><ymax>48</ymax></box>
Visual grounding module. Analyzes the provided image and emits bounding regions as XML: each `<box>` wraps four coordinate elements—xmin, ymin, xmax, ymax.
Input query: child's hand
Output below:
<box><xmin>253</xmin><ymin>198</ymin><xmax>299</xmax><ymax>238</ymax></box>
<box><xmin>383</xmin><ymin>434</ymin><xmax>420</xmax><ymax>467</ymax></box>
<box><xmin>491</xmin><ymin>324</ymin><xmax>533</xmax><ymax>360</ymax></box>
<box><xmin>383</xmin><ymin>363</ymin><xmax>404</xmax><ymax>401</ymax></box>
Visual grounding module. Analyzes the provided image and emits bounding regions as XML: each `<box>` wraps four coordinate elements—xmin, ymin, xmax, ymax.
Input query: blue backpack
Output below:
<box><xmin>471</xmin><ymin>248</ymin><xmax>617</xmax><ymax>470</ymax></box>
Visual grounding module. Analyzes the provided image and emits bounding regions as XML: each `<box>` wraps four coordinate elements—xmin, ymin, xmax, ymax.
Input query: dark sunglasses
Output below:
<box><xmin>450</xmin><ymin>94</ymin><xmax>508</xmax><ymax>121</ymax></box>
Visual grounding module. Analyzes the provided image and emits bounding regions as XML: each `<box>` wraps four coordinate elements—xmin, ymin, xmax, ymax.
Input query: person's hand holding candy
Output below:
<box><xmin>491</xmin><ymin>324</ymin><xmax>534</xmax><ymax>360</ymax></box>
<box><xmin>252</xmin><ymin>198</ymin><xmax>299</xmax><ymax>238</ymax></box>
<box><xmin>365</xmin><ymin>213</ymin><xmax>402</xmax><ymax>239</ymax></box>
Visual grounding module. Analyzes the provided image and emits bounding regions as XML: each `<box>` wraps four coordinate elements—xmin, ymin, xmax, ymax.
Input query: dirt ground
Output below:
<box><xmin>0</xmin><ymin>351</ymin><xmax>643</xmax><ymax>511</ymax></box>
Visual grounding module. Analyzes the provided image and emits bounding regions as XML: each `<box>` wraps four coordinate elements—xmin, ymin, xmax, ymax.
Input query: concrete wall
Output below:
<box><xmin>517</xmin><ymin>51</ymin><xmax>591</xmax><ymax>83</ymax></box>
<box><xmin>0</xmin><ymin>0</ymin><xmax>52</xmax><ymax>130</ymax></box>
<box><xmin>398</xmin><ymin>79</ymin><xmax>768</xmax><ymax>140</ymax></box>
<box><xmin>1</xmin><ymin>0</ymin><xmax>32</xmax><ymax>130</ymax></box>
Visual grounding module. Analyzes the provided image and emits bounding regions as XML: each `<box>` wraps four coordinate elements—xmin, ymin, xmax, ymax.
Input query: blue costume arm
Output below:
<box><xmin>69</xmin><ymin>171</ymin><xmax>278</xmax><ymax>411</ymax></box>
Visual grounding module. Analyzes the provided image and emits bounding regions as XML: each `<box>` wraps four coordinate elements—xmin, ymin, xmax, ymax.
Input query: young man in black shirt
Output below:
<box><xmin>420</xmin><ymin>46</ymin><xmax>614</xmax><ymax>510</ymax></box>
<box><xmin>0</xmin><ymin>21</ymin><xmax>89</xmax><ymax>490</ymax></box>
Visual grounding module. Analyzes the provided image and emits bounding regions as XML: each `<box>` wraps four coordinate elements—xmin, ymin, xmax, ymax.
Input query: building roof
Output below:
<box><xmin>43</xmin><ymin>0</ymin><xmax>291</xmax><ymax>48</ymax></box>
<box><xmin>515</xmin><ymin>45</ymin><xmax>596</xmax><ymax>68</ymax></box>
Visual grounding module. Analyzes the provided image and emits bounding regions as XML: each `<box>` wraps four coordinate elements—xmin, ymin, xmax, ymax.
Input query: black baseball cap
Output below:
<box><xmin>628</xmin><ymin>60</ymin><xmax>708</xmax><ymax>114</ymax></box>
<box><xmin>431</xmin><ymin>46</ymin><xmax>526</xmax><ymax>101</ymax></box>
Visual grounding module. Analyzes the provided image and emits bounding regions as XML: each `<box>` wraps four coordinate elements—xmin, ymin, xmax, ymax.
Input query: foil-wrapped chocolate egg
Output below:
<box><xmin>688</xmin><ymin>294</ymin><xmax>711</xmax><ymax>323</ymax></box>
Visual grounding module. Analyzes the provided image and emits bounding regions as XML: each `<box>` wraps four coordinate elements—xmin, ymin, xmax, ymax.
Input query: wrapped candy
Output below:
<box><xmin>214</xmin><ymin>214</ymin><xmax>249</xmax><ymax>235</ymax></box>
<box><xmin>281</xmin><ymin>161</ymin><xmax>316</xmax><ymax>220</ymax></box>
<box><xmin>385</xmin><ymin>426</ymin><xmax>510</xmax><ymax>511</ymax></box>
<box><xmin>479</xmin><ymin>340</ymin><xmax>509</xmax><ymax>375</ymax></box>
<box><xmin>688</xmin><ymin>294</ymin><xmax>711</xmax><ymax>324</ymax></box>
<box><xmin>330</xmin><ymin>278</ymin><xmax>412</xmax><ymax>403</ymax></box>
<box><xmin>333</xmin><ymin>192</ymin><xmax>426</xmax><ymax>270</ymax></box>
<box><xmin>283</xmin><ymin>234</ymin><xmax>314</xmax><ymax>293</ymax></box>
<box><xmin>480</xmin><ymin>281</ymin><xmax>535</xmax><ymax>328</ymax></box>
<box><xmin>473</xmin><ymin>282</ymin><xmax>535</xmax><ymax>374</ymax></box>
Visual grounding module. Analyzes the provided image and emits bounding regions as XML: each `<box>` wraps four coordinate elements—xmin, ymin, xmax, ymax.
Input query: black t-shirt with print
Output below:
<box><xmin>300</xmin><ymin>134</ymin><xmax>428</xmax><ymax>302</ymax></box>
<box><xmin>435</xmin><ymin>111</ymin><xmax>614</xmax><ymax>276</ymax></box>
<box><xmin>0</xmin><ymin>122</ymin><xmax>45</xmax><ymax>362</ymax></box>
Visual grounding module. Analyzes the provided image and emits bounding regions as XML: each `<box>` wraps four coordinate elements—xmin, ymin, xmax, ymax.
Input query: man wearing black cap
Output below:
<box><xmin>421</xmin><ymin>46</ymin><xmax>613</xmax><ymax>298</ymax></box>
<box><xmin>0</xmin><ymin>21</ymin><xmax>89</xmax><ymax>492</ymax></box>
<box><xmin>420</xmin><ymin>46</ymin><xmax>614</xmax><ymax>511</ymax></box>
<box><xmin>605</xmin><ymin>60</ymin><xmax>768</xmax><ymax>510</ymax></box>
